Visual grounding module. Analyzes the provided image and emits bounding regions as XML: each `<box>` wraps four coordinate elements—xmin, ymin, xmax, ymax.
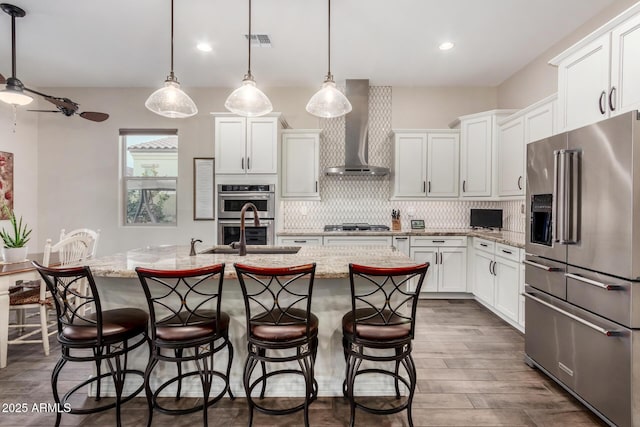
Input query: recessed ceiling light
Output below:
<box><xmin>196</xmin><ymin>42</ymin><xmax>212</xmax><ymax>52</ymax></box>
<box><xmin>439</xmin><ymin>41</ymin><xmax>455</xmax><ymax>51</ymax></box>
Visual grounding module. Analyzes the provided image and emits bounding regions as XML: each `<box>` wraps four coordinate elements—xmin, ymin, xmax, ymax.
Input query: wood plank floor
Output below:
<box><xmin>0</xmin><ymin>300</ymin><xmax>607</xmax><ymax>426</ymax></box>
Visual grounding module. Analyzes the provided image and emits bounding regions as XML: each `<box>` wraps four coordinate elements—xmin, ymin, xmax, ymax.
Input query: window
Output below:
<box><xmin>121</xmin><ymin>129</ymin><xmax>178</xmax><ymax>226</ymax></box>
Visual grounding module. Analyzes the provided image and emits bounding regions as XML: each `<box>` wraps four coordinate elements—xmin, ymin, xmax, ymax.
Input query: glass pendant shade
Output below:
<box><xmin>225</xmin><ymin>76</ymin><xmax>273</xmax><ymax>117</ymax></box>
<box><xmin>145</xmin><ymin>78</ymin><xmax>198</xmax><ymax>118</ymax></box>
<box><xmin>306</xmin><ymin>78</ymin><xmax>351</xmax><ymax>118</ymax></box>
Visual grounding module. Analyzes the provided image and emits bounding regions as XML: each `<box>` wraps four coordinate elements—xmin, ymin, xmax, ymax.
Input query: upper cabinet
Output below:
<box><xmin>214</xmin><ymin>114</ymin><xmax>280</xmax><ymax>174</ymax></box>
<box><xmin>392</xmin><ymin>130</ymin><xmax>459</xmax><ymax>199</ymax></box>
<box><xmin>280</xmin><ymin>129</ymin><xmax>321</xmax><ymax>200</ymax></box>
<box><xmin>551</xmin><ymin>4</ymin><xmax>640</xmax><ymax>131</ymax></box>
<box><xmin>454</xmin><ymin>110</ymin><xmax>516</xmax><ymax>198</ymax></box>
<box><xmin>496</xmin><ymin>95</ymin><xmax>556</xmax><ymax>197</ymax></box>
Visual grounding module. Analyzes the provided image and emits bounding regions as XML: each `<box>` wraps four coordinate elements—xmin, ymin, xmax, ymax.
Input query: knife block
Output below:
<box><xmin>392</xmin><ymin>219</ymin><xmax>401</xmax><ymax>231</ymax></box>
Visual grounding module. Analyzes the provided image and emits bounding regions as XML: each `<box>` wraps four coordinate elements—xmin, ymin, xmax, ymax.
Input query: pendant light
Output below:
<box><xmin>145</xmin><ymin>0</ymin><xmax>198</xmax><ymax>118</ymax></box>
<box><xmin>306</xmin><ymin>0</ymin><xmax>351</xmax><ymax>118</ymax></box>
<box><xmin>0</xmin><ymin>4</ymin><xmax>32</xmax><ymax>106</ymax></box>
<box><xmin>225</xmin><ymin>0</ymin><xmax>273</xmax><ymax>117</ymax></box>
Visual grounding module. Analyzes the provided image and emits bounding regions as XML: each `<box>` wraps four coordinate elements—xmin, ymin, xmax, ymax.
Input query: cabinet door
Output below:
<box><xmin>215</xmin><ymin>117</ymin><xmax>246</xmax><ymax>174</ymax></box>
<box><xmin>281</xmin><ymin>132</ymin><xmax>320</xmax><ymax>199</ymax></box>
<box><xmin>611</xmin><ymin>13</ymin><xmax>640</xmax><ymax>116</ymax></box>
<box><xmin>497</xmin><ymin>117</ymin><xmax>525</xmax><ymax>196</ymax></box>
<box><xmin>427</xmin><ymin>132</ymin><xmax>459</xmax><ymax>198</ymax></box>
<box><xmin>247</xmin><ymin>117</ymin><xmax>278</xmax><ymax>174</ymax></box>
<box><xmin>460</xmin><ymin>116</ymin><xmax>492</xmax><ymax>197</ymax></box>
<box><xmin>494</xmin><ymin>257</ymin><xmax>520</xmax><ymax>323</ymax></box>
<box><xmin>525</xmin><ymin>101</ymin><xmax>555</xmax><ymax>144</ymax></box>
<box><xmin>392</xmin><ymin>236</ymin><xmax>410</xmax><ymax>257</ymax></box>
<box><xmin>439</xmin><ymin>247</ymin><xmax>467</xmax><ymax>292</ymax></box>
<box><xmin>393</xmin><ymin>133</ymin><xmax>427</xmax><ymax>197</ymax></box>
<box><xmin>473</xmin><ymin>251</ymin><xmax>494</xmax><ymax>305</ymax></box>
<box><xmin>557</xmin><ymin>33</ymin><xmax>611</xmax><ymax>131</ymax></box>
<box><xmin>410</xmin><ymin>247</ymin><xmax>438</xmax><ymax>293</ymax></box>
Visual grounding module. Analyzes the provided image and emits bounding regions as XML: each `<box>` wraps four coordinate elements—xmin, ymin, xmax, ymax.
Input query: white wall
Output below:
<box><xmin>0</xmin><ymin>101</ymin><xmax>39</xmax><ymax>251</ymax></box>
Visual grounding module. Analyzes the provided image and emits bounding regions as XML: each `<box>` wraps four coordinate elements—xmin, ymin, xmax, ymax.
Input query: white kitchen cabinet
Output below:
<box><xmin>551</xmin><ymin>4</ymin><xmax>640</xmax><ymax>131</ymax></box>
<box><xmin>410</xmin><ymin>236</ymin><xmax>467</xmax><ymax>294</ymax></box>
<box><xmin>525</xmin><ymin>96</ymin><xmax>556</xmax><ymax>144</ymax></box>
<box><xmin>280</xmin><ymin>130</ymin><xmax>321</xmax><ymax>200</ymax></box>
<box><xmin>455</xmin><ymin>110</ymin><xmax>516</xmax><ymax>198</ymax></box>
<box><xmin>392</xmin><ymin>236</ymin><xmax>410</xmax><ymax>257</ymax></box>
<box><xmin>214</xmin><ymin>115</ymin><xmax>279</xmax><ymax>175</ymax></box>
<box><xmin>497</xmin><ymin>116</ymin><xmax>525</xmax><ymax>196</ymax></box>
<box><xmin>427</xmin><ymin>132</ymin><xmax>459</xmax><ymax>198</ymax></box>
<box><xmin>472</xmin><ymin>238</ymin><xmax>523</xmax><ymax>329</ymax></box>
<box><xmin>392</xmin><ymin>130</ymin><xmax>459</xmax><ymax>199</ymax></box>
<box><xmin>323</xmin><ymin>236</ymin><xmax>392</xmax><ymax>246</ymax></box>
<box><xmin>277</xmin><ymin>236</ymin><xmax>323</xmax><ymax>246</ymax></box>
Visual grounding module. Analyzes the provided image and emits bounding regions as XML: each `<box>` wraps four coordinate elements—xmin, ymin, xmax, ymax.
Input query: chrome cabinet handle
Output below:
<box><xmin>524</xmin><ymin>292</ymin><xmax>621</xmax><ymax>336</ymax></box>
<box><xmin>293</xmin><ymin>240</ymin><xmax>307</xmax><ymax>243</ymax></box>
<box><xmin>517</xmin><ymin>176</ymin><xmax>523</xmax><ymax>190</ymax></box>
<box><xmin>492</xmin><ymin>260</ymin><xmax>497</xmax><ymax>276</ymax></box>
<box><xmin>247</xmin><ymin>157</ymin><xmax>250</xmax><ymax>170</ymax></box>
<box><xmin>428</xmin><ymin>181</ymin><xmax>431</xmax><ymax>193</ymax></box>
<box><xmin>241</xmin><ymin>157</ymin><xmax>244</xmax><ymax>170</ymax></box>
<box><xmin>432</xmin><ymin>240</ymin><xmax>445</xmax><ymax>243</ymax></box>
<box><xmin>609</xmin><ymin>86</ymin><xmax>616</xmax><ymax>111</ymax></box>
<box><xmin>523</xmin><ymin>259</ymin><xmax>560</xmax><ymax>272</ymax></box>
<box><xmin>462</xmin><ymin>180</ymin><xmax>466</xmax><ymax>192</ymax></box>
<box><xmin>423</xmin><ymin>181</ymin><xmax>426</xmax><ymax>193</ymax></box>
<box><xmin>565</xmin><ymin>273</ymin><xmax>621</xmax><ymax>291</ymax></box>
<box><xmin>480</xmin><ymin>243</ymin><xmax>488</xmax><ymax>247</ymax></box>
<box><xmin>395</xmin><ymin>237</ymin><xmax>408</xmax><ymax>240</ymax></box>
<box><xmin>501</xmin><ymin>249</ymin><xmax>512</xmax><ymax>255</ymax></box>
<box><xmin>315</xmin><ymin>181</ymin><xmax>318</xmax><ymax>192</ymax></box>
<box><xmin>489</xmin><ymin>260</ymin><xmax>493</xmax><ymax>275</ymax></box>
<box><xmin>598</xmin><ymin>90</ymin><xmax>606</xmax><ymax>115</ymax></box>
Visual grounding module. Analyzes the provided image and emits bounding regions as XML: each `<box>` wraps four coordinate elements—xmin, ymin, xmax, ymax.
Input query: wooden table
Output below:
<box><xmin>0</xmin><ymin>253</ymin><xmax>47</xmax><ymax>368</ymax></box>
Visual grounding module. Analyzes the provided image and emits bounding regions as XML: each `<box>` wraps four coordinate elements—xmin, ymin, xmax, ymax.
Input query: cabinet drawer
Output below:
<box><xmin>473</xmin><ymin>238</ymin><xmax>495</xmax><ymax>252</ymax></box>
<box><xmin>278</xmin><ymin>236</ymin><xmax>322</xmax><ymax>246</ymax></box>
<box><xmin>495</xmin><ymin>243</ymin><xmax>519</xmax><ymax>262</ymax></box>
<box><xmin>323</xmin><ymin>236</ymin><xmax>392</xmax><ymax>246</ymax></box>
<box><xmin>410</xmin><ymin>236</ymin><xmax>467</xmax><ymax>247</ymax></box>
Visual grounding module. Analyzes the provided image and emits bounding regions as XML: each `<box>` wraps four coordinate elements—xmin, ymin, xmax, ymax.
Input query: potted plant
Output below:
<box><xmin>0</xmin><ymin>210</ymin><xmax>31</xmax><ymax>263</ymax></box>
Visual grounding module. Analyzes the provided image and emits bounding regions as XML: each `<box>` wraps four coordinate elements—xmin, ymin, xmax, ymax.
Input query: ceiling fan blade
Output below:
<box><xmin>0</xmin><ymin>73</ymin><xmax>5</xmax><ymax>84</ymax></box>
<box><xmin>27</xmin><ymin>109</ymin><xmax>60</xmax><ymax>113</ymax></box>
<box><xmin>44</xmin><ymin>96</ymin><xmax>77</xmax><ymax>111</ymax></box>
<box><xmin>79</xmin><ymin>111</ymin><xmax>109</xmax><ymax>122</ymax></box>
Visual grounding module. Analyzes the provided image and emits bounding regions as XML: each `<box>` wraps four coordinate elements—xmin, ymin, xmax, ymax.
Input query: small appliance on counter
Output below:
<box><xmin>470</xmin><ymin>208</ymin><xmax>502</xmax><ymax>230</ymax></box>
<box><xmin>391</xmin><ymin>210</ymin><xmax>401</xmax><ymax>231</ymax></box>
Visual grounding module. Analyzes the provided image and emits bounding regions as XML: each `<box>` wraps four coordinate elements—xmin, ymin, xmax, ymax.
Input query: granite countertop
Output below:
<box><xmin>277</xmin><ymin>228</ymin><xmax>525</xmax><ymax>248</ymax></box>
<box><xmin>84</xmin><ymin>245</ymin><xmax>418</xmax><ymax>280</ymax></box>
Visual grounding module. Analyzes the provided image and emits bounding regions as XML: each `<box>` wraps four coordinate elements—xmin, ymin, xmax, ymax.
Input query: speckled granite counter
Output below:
<box><xmin>85</xmin><ymin>244</ymin><xmax>418</xmax><ymax>279</ymax></box>
<box><xmin>277</xmin><ymin>228</ymin><xmax>525</xmax><ymax>248</ymax></box>
<box><xmin>84</xmin><ymin>244</ymin><xmax>418</xmax><ymax>398</ymax></box>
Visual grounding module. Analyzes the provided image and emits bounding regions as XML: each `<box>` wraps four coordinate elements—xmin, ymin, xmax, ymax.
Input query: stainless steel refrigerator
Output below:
<box><xmin>525</xmin><ymin>110</ymin><xmax>640</xmax><ymax>427</ymax></box>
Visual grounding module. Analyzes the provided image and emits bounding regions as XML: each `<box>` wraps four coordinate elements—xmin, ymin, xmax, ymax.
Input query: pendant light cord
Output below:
<box><xmin>327</xmin><ymin>0</ymin><xmax>331</xmax><ymax>77</ymax></box>
<box><xmin>247</xmin><ymin>0</ymin><xmax>252</xmax><ymax>76</ymax></box>
<box><xmin>170</xmin><ymin>0</ymin><xmax>174</xmax><ymax>75</ymax></box>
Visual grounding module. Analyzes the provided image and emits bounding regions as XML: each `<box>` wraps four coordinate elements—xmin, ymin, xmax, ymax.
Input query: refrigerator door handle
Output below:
<box><xmin>553</xmin><ymin>149</ymin><xmax>564</xmax><ymax>243</ymax></box>
<box><xmin>566</xmin><ymin>150</ymin><xmax>580</xmax><ymax>244</ymax></box>
<box><xmin>565</xmin><ymin>273</ymin><xmax>621</xmax><ymax>291</ymax></box>
<box><xmin>523</xmin><ymin>292</ymin><xmax>621</xmax><ymax>336</ymax></box>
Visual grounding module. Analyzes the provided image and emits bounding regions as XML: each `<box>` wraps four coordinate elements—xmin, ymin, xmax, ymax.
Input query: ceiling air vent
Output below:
<box><xmin>244</xmin><ymin>34</ymin><xmax>272</xmax><ymax>48</ymax></box>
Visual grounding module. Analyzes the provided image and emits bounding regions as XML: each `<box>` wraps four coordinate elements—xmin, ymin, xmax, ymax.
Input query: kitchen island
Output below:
<box><xmin>84</xmin><ymin>244</ymin><xmax>419</xmax><ymax>398</ymax></box>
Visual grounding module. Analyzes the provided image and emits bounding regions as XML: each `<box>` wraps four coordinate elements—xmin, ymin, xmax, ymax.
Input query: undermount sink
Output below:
<box><xmin>199</xmin><ymin>246</ymin><xmax>301</xmax><ymax>255</ymax></box>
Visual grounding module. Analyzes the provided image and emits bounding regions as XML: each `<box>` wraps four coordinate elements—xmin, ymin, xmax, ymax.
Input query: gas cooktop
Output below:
<box><xmin>323</xmin><ymin>223</ymin><xmax>391</xmax><ymax>232</ymax></box>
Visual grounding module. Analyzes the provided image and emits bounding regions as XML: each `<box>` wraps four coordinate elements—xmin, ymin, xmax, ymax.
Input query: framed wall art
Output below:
<box><xmin>0</xmin><ymin>151</ymin><xmax>14</xmax><ymax>219</ymax></box>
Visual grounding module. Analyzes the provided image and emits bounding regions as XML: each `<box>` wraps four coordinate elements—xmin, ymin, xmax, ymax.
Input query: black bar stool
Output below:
<box><xmin>32</xmin><ymin>261</ymin><xmax>149</xmax><ymax>427</ymax></box>
<box><xmin>342</xmin><ymin>263</ymin><xmax>429</xmax><ymax>427</ymax></box>
<box><xmin>135</xmin><ymin>264</ymin><xmax>234</xmax><ymax>427</ymax></box>
<box><xmin>234</xmin><ymin>262</ymin><xmax>318</xmax><ymax>427</ymax></box>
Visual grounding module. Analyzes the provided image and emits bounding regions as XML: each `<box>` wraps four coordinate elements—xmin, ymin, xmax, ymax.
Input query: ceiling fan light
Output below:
<box><xmin>0</xmin><ymin>87</ymin><xmax>33</xmax><ymax>106</ymax></box>
<box><xmin>225</xmin><ymin>76</ymin><xmax>273</xmax><ymax>117</ymax></box>
<box><xmin>306</xmin><ymin>79</ymin><xmax>352</xmax><ymax>118</ymax></box>
<box><xmin>145</xmin><ymin>79</ymin><xmax>198</xmax><ymax>119</ymax></box>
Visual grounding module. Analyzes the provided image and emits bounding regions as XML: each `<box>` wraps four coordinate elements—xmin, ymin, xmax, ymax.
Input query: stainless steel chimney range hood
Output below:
<box><xmin>324</xmin><ymin>79</ymin><xmax>389</xmax><ymax>176</ymax></box>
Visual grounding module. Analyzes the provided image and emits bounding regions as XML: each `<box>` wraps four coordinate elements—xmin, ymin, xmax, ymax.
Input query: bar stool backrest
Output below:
<box><xmin>348</xmin><ymin>263</ymin><xmax>429</xmax><ymax>341</ymax></box>
<box><xmin>234</xmin><ymin>263</ymin><xmax>316</xmax><ymax>343</ymax></box>
<box><xmin>32</xmin><ymin>261</ymin><xmax>103</xmax><ymax>341</ymax></box>
<box><xmin>135</xmin><ymin>264</ymin><xmax>226</xmax><ymax>342</ymax></box>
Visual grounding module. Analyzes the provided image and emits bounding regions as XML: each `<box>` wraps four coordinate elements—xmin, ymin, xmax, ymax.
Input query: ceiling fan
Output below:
<box><xmin>0</xmin><ymin>3</ymin><xmax>109</xmax><ymax>122</ymax></box>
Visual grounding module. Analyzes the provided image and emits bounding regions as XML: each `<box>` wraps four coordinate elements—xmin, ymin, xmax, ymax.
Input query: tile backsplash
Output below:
<box><xmin>280</xmin><ymin>86</ymin><xmax>526</xmax><ymax>233</ymax></box>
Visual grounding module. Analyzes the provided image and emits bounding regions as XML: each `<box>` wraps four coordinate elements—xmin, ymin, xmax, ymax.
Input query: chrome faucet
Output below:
<box><xmin>230</xmin><ymin>203</ymin><xmax>260</xmax><ymax>256</ymax></box>
<box><xmin>190</xmin><ymin>238</ymin><xmax>202</xmax><ymax>256</ymax></box>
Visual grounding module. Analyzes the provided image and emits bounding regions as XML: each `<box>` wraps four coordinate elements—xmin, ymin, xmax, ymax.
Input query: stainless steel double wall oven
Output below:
<box><xmin>217</xmin><ymin>184</ymin><xmax>275</xmax><ymax>245</ymax></box>
<box><xmin>525</xmin><ymin>111</ymin><xmax>640</xmax><ymax>427</ymax></box>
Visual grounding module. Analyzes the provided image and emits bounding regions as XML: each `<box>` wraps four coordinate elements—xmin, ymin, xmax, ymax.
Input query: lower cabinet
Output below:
<box><xmin>277</xmin><ymin>236</ymin><xmax>323</xmax><ymax>246</ymax></box>
<box><xmin>410</xmin><ymin>236</ymin><xmax>467</xmax><ymax>294</ymax></box>
<box><xmin>392</xmin><ymin>236</ymin><xmax>410</xmax><ymax>256</ymax></box>
<box><xmin>472</xmin><ymin>238</ymin><xmax>523</xmax><ymax>330</ymax></box>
